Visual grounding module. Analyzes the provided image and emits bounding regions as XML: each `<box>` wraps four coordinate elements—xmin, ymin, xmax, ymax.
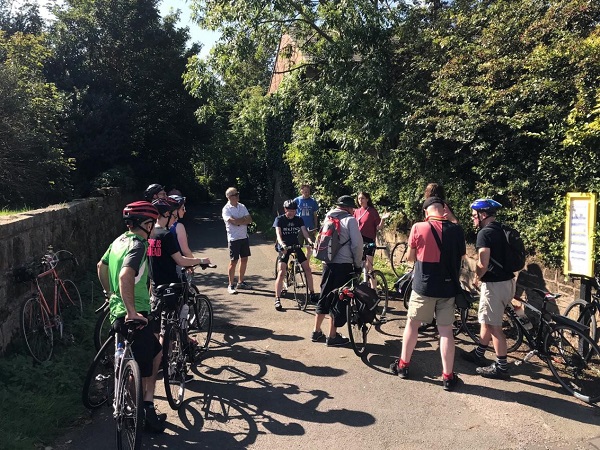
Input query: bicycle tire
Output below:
<box><xmin>347</xmin><ymin>302</ymin><xmax>367</xmax><ymax>356</ymax></box>
<box><xmin>403</xmin><ymin>278</ymin><xmax>412</xmax><ymax>310</ymax></box>
<box><xmin>187</xmin><ymin>285</ymin><xmax>201</xmax><ymax>329</ymax></box>
<box><xmin>94</xmin><ymin>307</ymin><xmax>111</xmax><ymax>352</ymax></box>
<box><xmin>115</xmin><ymin>359</ymin><xmax>143</xmax><ymax>450</ymax></box>
<box><xmin>544</xmin><ymin>324</ymin><xmax>600</xmax><ymax>404</ymax></box>
<box><xmin>58</xmin><ymin>279</ymin><xmax>83</xmax><ymax>319</ymax></box>
<box><xmin>21</xmin><ymin>296</ymin><xmax>53</xmax><ymax>363</ymax></box>
<box><xmin>82</xmin><ymin>334</ymin><xmax>115</xmax><ymax>409</ymax></box>
<box><xmin>162</xmin><ymin>323</ymin><xmax>187</xmax><ymax>410</ymax></box>
<box><xmin>293</xmin><ymin>263</ymin><xmax>309</xmax><ymax>311</ymax></box>
<box><xmin>564</xmin><ymin>299</ymin><xmax>598</xmax><ymax>343</ymax></box>
<box><xmin>189</xmin><ymin>294</ymin><xmax>213</xmax><ymax>355</ymax></box>
<box><xmin>390</xmin><ymin>242</ymin><xmax>409</xmax><ymax>277</ymax></box>
<box><xmin>372</xmin><ymin>270</ymin><xmax>389</xmax><ymax>322</ymax></box>
<box><xmin>459</xmin><ymin>301</ymin><xmax>523</xmax><ymax>352</ymax></box>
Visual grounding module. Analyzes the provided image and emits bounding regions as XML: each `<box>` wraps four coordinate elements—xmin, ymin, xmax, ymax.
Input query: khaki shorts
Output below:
<box><xmin>407</xmin><ymin>290</ymin><xmax>456</xmax><ymax>326</ymax></box>
<box><xmin>478</xmin><ymin>279</ymin><xmax>516</xmax><ymax>326</ymax></box>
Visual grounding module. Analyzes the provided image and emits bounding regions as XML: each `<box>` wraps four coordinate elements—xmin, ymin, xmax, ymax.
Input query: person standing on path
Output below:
<box><xmin>222</xmin><ymin>187</ymin><xmax>253</xmax><ymax>294</ymax></box>
<box><xmin>461</xmin><ymin>198</ymin><xmax>515</xmax><ymax>380</ymax></box>
<box><xmin>294</xmin><ymin>184</ymin><xmax>319</xmax><ymax>245</ymax></box>
<box><xmin>311</xmin><ymin>195</ymin><xmax>363</xmax><ymax>347</ymax></box>
<box><xmin>390</xmin><ymin>197</ymin><xmax>465</xmax><ymax>391</ymax></box>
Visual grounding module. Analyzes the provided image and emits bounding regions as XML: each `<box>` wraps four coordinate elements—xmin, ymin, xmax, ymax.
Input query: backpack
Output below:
<box><xmin>313</xmin><ymin>212</ymin><xmax>350</xmax><ymax>263</ymax></box>
<box><xmin>490</xmin><ymin>223</ymin><xmax>526</xmax><ymax>273</ymax></box>
<box><xmin>353</xmin><ymin>282</ymin><xmax>379</xmax><ymax>325</ymax></box>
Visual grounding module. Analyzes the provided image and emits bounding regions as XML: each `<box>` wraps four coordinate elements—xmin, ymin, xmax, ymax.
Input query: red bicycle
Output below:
<box><xmin>17</xmin><ymin>246</ymin><xmax>82</xmax><ymax>362</ymax></box>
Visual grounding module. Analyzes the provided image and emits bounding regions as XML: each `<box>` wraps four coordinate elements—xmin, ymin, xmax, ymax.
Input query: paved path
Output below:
<box><xmin>60</xmin><ymin>203</ymin><xmax>600</xmax><ymax>450</ymax></box>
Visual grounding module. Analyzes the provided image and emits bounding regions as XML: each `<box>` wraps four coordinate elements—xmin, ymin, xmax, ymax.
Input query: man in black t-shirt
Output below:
<box><xmin>272</xmin><ymin>200</ymin><xmax>318</xmax><ymax>310</ymax></box>
<box><xmin>462</xmin><ymin>198</ymin><xmax>515</xmax><ymax>380</ymax></box>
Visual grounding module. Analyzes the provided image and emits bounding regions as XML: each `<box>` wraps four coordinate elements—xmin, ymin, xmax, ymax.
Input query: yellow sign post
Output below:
<box><xmin>564</xmin><ymin>192</ymin><xmax>597</xmax><ymax>278</ymax></box>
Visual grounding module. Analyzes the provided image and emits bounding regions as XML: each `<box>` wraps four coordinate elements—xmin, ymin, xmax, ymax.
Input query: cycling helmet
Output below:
<box><xmin>152</xmin><ymin>197</ymin><xmax>179</xmax><ymax>215</ymax></box>
<box><xmin>283</xmin><ymin>199</ymin><xmax>298</xmax><ymax>210</ymax></box>
<box><xmin>144</xmin><ymin>183</ymin><xmax>164</xmax><ymax>201</ymax></box>
<box><xmin>123</xmin><ymin>201</ymin><xmax>159</xmax><ymax>223</ymax></box>
<box><xmin>168</xmin><ymin>194</ymin><xmax>186</xmax><ymax>208</ymax></box>
<box><xmin>470</xmin><ymin>198</ymin><xmax>502</xmax><ymax>213</ymax></box>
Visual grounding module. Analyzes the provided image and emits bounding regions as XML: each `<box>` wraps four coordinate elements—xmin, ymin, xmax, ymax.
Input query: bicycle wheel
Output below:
<box><xmin>83</xmin><ymin>334</ymin><xmax>115</xmax><ymax>409</ymax></box>
<box><xmin>94</xmin><ymin>307</ymin><xmax>112</xmax><ymax>352</ymax></box>
<box><xmin>115</xmin><ymin>359</ymin><xmax>143</xmax><ymax>450</ymax></box>
<box><xmin>188</xmin><ymin>294</ymin><xmax>213</xmax><ymax>354</ymax></box>
<box><xmin>21</xmin><ymin>296</ymin><xmax>53</xmax><ymax>363</ymax></box>
<box><xmin>162</xmin><ymin>323</ymin><xmax>187</xmax><ymax>410</ymax></box>
<box><xmin>502</xmin><ymin>309</ymin><xmax>524</xmax><ymax>353</ymax></box>
<box><xmin>564</xmin><ymin>299</ymin><xmax>597</xmax><ymax>343</ymax></box>
<box><xmin>347</xmin><ymin>302</ymin><xmax>367</xmax><ymax>356</ymax></box>
<box><xmin>403</xmin><ymin>278</ymin><xmax>412</xmax><ymax>310</ymax></box>
<box><xmin>371</xmin><ymin>270</ymin><xmax>389</xmax><ymax>321</ymax></box>
<box><xmin>390</xmin><ymin>242</ymin><xmax>409</xmax><ymax>277</ymax></box>
<box><xmin>293</xmin><ymin>262</ymin><xmax>309</xmax><ymax>311</ymax></box>
<box><xmin>544</xmin><ymin>324</ymin><xmax>600</xmax><ymax>403</ymax></box>
<box><xmin>453</xmin><ymin>307</ymin><xmax>469</xmax><ymax>337</ymax></box>
<box><xmin>58</xmin><ymin>279</ymin><xmax>83</xmax><ymax>319</ymax></box>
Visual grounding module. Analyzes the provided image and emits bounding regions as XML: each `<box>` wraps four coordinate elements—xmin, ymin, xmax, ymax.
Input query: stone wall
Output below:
<box><xmin>0</xmin><ymin>190</ymin><xmax>124</xmax><ymax>353</ymax></box>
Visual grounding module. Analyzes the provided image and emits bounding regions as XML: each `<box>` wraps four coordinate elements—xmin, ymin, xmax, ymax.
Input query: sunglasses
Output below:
<box><xmin>229</xmin><ymin>192</ymin><xmax>240</xmax><ymax>197</ymax></box>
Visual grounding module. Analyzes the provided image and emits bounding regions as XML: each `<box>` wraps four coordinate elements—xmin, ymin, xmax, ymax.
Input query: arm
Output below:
<box><xmin>176</xmin><ymin>223</ymin><xmax>194</xmax><ymax>258</ymax></box>
<box><xmin>300</xmin><ymin>226</ymin><xmax>314</xmax><ymax>245</ymax></box>
<box><xmin>348</xmin><ymin>218</ymin><xmax>364</xmax><ymax>267</ymax></box>
<box><xmin>275</xmin><ymin>227</ymin><xmax>286</xmax><ymax>248</ymax></box>
<box><xmin>119</xmin><ymin>266</ymin><xmax>146</xmax><ymax>322</ymax></box>
<box><xmin>407</xmin><ymin>247</ymin><xmax>417</xmax><ymax>262</ymax></box>
<box><xmin>97</xmin><ymin>260</ymin><xmax>110</xmax><ymax>294</ymax></box>
<box><xmin>377</xmin><ymin>212</ymin><xmax>390</xmax><ymax>231</ymax></box>
<box><xmin>228</xmin><ymin>215</ymin><xmax>252</xmax><ymax>226</ymax></box>
<box><xmin>476</xmin><ymin>247</ymin><xmax>491</xmax><ymax>278</ymax></box>
<box><xmin>171</xmin><ymin>252</ymin><xmax>207</xmax><ymax>267</ymax></box>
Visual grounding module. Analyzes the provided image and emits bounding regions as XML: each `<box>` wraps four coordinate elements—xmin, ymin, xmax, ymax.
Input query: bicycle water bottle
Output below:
<box><xmin>115</xmin><ymin>342</ymin><xmax>124</xmax><ymax>365</ymax></box>
<box><xmin>180</xmin><ymin>303</ymin><xmax>189</xmax><ymax>330</ymax></box>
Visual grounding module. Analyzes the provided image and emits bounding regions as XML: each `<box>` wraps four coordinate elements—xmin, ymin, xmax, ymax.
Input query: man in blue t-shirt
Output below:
<box><xmin>273</xmin><ymin>199</ymin><xmax>318</xmax><ymax>310</ymax></box>
<box><xmin>294</xmin><ymin>184</ymin><xmax>319</xmax><ymax>245</ymax></box>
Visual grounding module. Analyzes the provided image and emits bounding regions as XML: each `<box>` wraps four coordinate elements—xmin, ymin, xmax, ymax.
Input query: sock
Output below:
<box><xmin>496</xmin><ymin>356</ymin><xmax>508</xmax><ymax>371</ymax></box>
<box><xmin>442</xmin><ymin>372</ymin><xmax>454</xmax><ymax>380</ymax></box>
<box><xmin>475</xmin><ymin>344</ymin><xmax>487</xmax><ymax>358</ymax></box>
<box><xmin>399</xmin><ymin>358</ymin><xmax>409</xmax><ymax>368</ymax></box>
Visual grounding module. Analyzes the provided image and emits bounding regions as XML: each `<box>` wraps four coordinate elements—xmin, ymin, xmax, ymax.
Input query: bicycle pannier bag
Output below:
<box><xmin>330</xmin><ymin>293</ymin><xmax>349</xmax><ymax>327</ymax></box>
<box><xmin>354</xmin><ymin>282</ymin><xmax>378</xmax><ymax>324</ymax></box>
<box><xmin>314</xmin><ymin>213</ymin><xmax>350</xmax><ymax>263</ymax></box>
<box><xmin>155</xmin><ymin>284</ymin><xmax>183</xmax><ymax>310</ymax></box>
<box><xmin>454</xmin><ymin>289</ymin><xmax>474</xmax><ymax>309</ymax></box>
<box><xmin>490</xmin><ymin>223</ymin><xmax>526</xmax><ymax>273</ymax></box>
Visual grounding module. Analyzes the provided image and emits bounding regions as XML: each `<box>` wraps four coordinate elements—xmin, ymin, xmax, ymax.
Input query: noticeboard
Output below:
<box><xmin>564</xmin><ymin>192</ymin><xmax>597</xmax><ymax>278</ymax></box>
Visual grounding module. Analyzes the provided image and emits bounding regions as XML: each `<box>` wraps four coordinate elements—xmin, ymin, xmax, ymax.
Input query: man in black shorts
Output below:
<box><xmin>273</xmin><ymin>199</ymin><xmax>318</xmax><ymax>310</ymax></box>
<box><xmin>222</xmin><ymin>187</ymin><xmax>253</xmax><ymax>294</ymax></box>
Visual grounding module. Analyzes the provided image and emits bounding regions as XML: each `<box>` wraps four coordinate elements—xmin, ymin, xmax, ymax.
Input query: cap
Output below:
<box><xmin>423</xmin><ymin>196</ymin><xmax>445</xmax><ymax>210</ymax></box>
<box><xmin>335</xmin><ymin>195</ymin><xmax>357</xmax><ymax>209</ymax></box>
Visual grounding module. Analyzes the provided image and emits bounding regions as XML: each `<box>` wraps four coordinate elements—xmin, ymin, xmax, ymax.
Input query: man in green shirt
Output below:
<box><xmin>97</xmin><ymin>200</ymin><xmax>166</xmax><ymax>433</ymax></box>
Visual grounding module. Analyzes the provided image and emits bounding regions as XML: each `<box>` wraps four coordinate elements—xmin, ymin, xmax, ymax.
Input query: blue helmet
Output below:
<box><xmin>470</xmin><ymin>198</ymin><xmax>502</xmax><ymax>213</ymax></box>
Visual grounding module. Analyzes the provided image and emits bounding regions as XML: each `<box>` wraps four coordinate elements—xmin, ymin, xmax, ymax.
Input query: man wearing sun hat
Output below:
<box><xmin>311</xmin><ymin>195</ymin><xmax>363</xmax><ymax>347</ymax></box>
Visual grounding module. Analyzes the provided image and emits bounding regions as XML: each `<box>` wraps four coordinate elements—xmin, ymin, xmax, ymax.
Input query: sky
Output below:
<box><xmin>14</xmin><ymin>0</ymin><xmax>219</xmax><ymax>57</ymax></box>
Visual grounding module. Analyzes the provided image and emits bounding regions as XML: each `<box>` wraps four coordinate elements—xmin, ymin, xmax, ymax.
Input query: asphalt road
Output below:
<box><xmin>58</xmin><ymin>203</ymin><xmax>600</xmax><ymax>450</ymax></box>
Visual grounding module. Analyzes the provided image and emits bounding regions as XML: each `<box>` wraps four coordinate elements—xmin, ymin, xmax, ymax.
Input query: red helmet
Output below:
<box><xmin>123</xmin><ymin>201</ymin><xmax>159</xmax><ymax>223</ymax></box>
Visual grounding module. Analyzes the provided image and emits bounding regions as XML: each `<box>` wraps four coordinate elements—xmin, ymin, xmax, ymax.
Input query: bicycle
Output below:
<box><xmin>563</xmin><ymin>273</ymin><xmax>600</xmax><ymax>343</ymax></box>
<box><xmin>390</xmin><ymin>241</ymin><xmax>409</xmax><ymax>277</ymax></box>
<box><xmin>507</xmin><ymin>288</ymin><xmax>600</xmax><ymax>404</ymax></box>
<box><xmin>17</xmin><ymin>246</ymin><xmax>82</xmax><ymax>363</ymax></box>
<box><xmin>362</xmin><ymin>242</ymin><xmax>389</xmax><ymax>321</ymax></box>
<box><xmin>82</xmin><ymin>319</ymin><xmax>145</xmax><ymax>449</ymax></box>
<box><xmin>156</xmin><ymin>263</ymin><xmax>215</xmax><ymax>410</ymax></box>
<box><xmin>274</xmin><ymin>244</ymin><xmax>311</xmax><ymax>310</ymax></box>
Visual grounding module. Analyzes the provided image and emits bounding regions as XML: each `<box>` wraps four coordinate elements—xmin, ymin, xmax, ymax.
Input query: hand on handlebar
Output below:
<box><xmin>354</xmin><ymin>266</ymin><xmax>362</xmax><ymax>276</ymax></box>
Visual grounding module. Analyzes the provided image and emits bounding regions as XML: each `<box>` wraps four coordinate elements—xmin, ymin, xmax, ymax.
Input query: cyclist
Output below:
<box><xmin>461</xmin><ymin>198</ymin><xmax>515</xmax><ymax>380</ymax></box>
<box><xmin>273</xmin><ymin>199</ymin><xmax>319</xmax><ymax>311</ymax></box>
<box><xmin>168</xmin><ymin>194</ymin><xmax>193</xmax><ymax>258</ymax></box>
<box><xmin>96</xmin><ymin>201</ymin><xmax>167</xmax><ymax>433</ymax></box>
<box><xmin>144</xmin><ymin>183</ymin><xmax>167</xmax><ymax>202</ymax></box>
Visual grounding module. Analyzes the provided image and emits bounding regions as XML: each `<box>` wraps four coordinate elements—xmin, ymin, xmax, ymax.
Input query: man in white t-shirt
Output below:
<box><xmin>222</xmin><ymin>187</ymin><xmax>253</xmax><ymax>294</ymax></box>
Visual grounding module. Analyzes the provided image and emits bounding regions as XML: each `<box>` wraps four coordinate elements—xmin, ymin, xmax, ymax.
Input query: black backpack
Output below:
<box><xmin>490</xmin><ymin>223</ymin><xmax>526</xmax><ymax>273</ymax></box>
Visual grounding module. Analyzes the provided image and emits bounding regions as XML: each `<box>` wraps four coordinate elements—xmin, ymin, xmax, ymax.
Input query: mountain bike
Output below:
<box><xmin>275</xmin><ymin>244</ymin><xmax>311</xmax><ymax>310</ymax></box>
<box><xmin>509</xmin><ymin>288</ymin><xmax>600</xmax><ymax>404</ymax></box>
<box><xmin>82</xmin><ymin>319</ymin><xmax>144</xmax><ymax>449</ymax></box>
<box><xmin>563</xmin><ymin>273</ymin><xmax>600</xmax><ymax>343</ymax></box>
<box><xmin>17</xmin><ymin>247</ymin><xmax>82</xmax><ymax>363</ymax></box>
<box><xmin>156</xmin><ymin>263</ymin><xmax>215</xmax><ymax>410</ymax></box>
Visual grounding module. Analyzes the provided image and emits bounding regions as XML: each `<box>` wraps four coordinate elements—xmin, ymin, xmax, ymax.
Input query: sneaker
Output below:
<box><xmin>274</xmin><ymin>299</ymin><xmax>283</xmax><ymax>311</ymax></box>
<box><xmin>311</xmin><ymin>330</ymin><xmax>325</xmax><ymax>342</ymax></box>
<box><xmin>443</xmin><ymin>373</ymin><xmax>460</xmax><ymax>391</ymax></box>
<box><xmin>227</xmin><ymin>285</ymin><xmax>238</xmax><ymax>295</ymax></box>
<box><xmin>326</xmin><ymin>333</ymin><xmax>350</xmax><ymax>347</ymax></box>
<box><xmin>476</xmin><ymin>362</ymin><xmax>510</xmax><ymax>380</ymax></box>
<box><xmin>461</xmin><ymin>348</ymin><xmax>488</xmax><ymax>367</ymax></box>
<box><xmin>310</xmin><ymin>293</ymin><xmax>320</xmax><ymax>304</ymax></box>
<box><xmin>236</xmin><ymin>281</ymin><xmax>252</xmax><ymax>290</ymax></box>
<box><xmin>144</xmin><ymin>405</ymin><xmax>166</xmax><ymax>433</ymax></box>
<box><xmin>389</xmin><ymin>358</ymin><xmax>409</xmax><ymax>379</ymax></box>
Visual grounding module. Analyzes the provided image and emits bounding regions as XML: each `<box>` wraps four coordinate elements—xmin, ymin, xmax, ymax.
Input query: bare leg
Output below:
<box><xmin>488</xmin><ymin>324</ymin><xmax>507</xmax><ymax>356</ymax></box>
<box><xmin>400</xmin><ymin>318</ymin><xmax>420</xmax><ymax>363</ymax></box>
<box><xmin>365</xmin><ymin>255</ymin><xmax>376</xmax><ymax>289</ymax></box>
<box><xmin>438</xmin><ymin>324</ymin><xmax>455</xmax><ymax>374</ymax></box>
<box><xmin>238</xmin><ymin>256</ymin><xmax>248</xmax><ymax>283</ymax></box>
<box><xmin>275</xmin><ymin>261</ymin><xmax>287</xmax><ymax>297</ymax></box>
<box><xmin>300</xmin><ymin>260</ymin><xmax>315</xmax><ymax>292</ymax></box>
<box><xmin>228</xmin><ymin>259</ymin><xmax>238</xmax><ymax>286</ymax></box>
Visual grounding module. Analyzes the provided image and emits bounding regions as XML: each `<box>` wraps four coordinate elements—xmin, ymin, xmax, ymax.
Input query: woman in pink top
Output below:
<box><xmin>354</xmin><ymin>192</ymin><xmax>389</xmax><ymax>288</ymax></box>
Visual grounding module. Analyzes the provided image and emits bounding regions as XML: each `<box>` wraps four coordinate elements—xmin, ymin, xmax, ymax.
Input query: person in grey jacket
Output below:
<box><xmin>311</xmin><ymin>195</ymin><xmax>363</xmax><ymax>347</ymax></box>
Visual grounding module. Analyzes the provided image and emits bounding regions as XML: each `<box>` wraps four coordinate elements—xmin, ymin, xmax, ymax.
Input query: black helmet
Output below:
<box><xmin>144</xmin><ymin>183</ymin><xmax>164</xmax><ymax>201</ymax></box>
<box><xmin>123</xmin><ymin>201</ymin><xmax>159</xmax><ymax>224</ymax></box>
<box><xmin>283</xmin><ymin>199</ymin><xmax>298</xmax><ymax>210</ymax></box>
<box><xmin>152</xmin><ymin>197</ymin><xmax>179</xmax><ymax>215</ymax></box>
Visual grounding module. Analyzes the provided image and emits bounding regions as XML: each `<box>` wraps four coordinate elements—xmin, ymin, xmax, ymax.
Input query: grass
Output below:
<box><xmin>0</xmin><ymin>207</ymin><xmax>32</xmax><ymax>216</ymax></box>
<box><xmin>0</xmin><ymin>273</ymin><xmax>105</xmax><ymax>449</ymax></box>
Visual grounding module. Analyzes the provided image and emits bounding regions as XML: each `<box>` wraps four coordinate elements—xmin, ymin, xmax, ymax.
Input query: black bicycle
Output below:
<box><xmin>390</xmin><ymin>241</ymin><xmax>409</xmax><ymax>278</ymax></box>
<box><xmin>361</xmin><ymin>242</ymin><xmax>389</xmax><ymax>321</ymax></box>
<box><xmin>274</xmin><ymin>244</ymin><xmax>311</xmax><ymax>310</ymax></box>
<box><xmin>563</xmin><ymin>273</ymin><xmax>600</xmax><ymax>344</ymax></box>
<box><xmin>509</xmin><ymin>288</ymin><xmax>600</xmax><ymax>404</ymax></box>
